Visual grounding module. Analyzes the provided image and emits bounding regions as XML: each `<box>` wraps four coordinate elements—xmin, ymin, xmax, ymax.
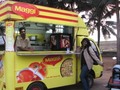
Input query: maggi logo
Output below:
<box><xmin>12</xmin><ymin>2</ymin><xmax>39</xmax><ymax>19</ymax></box>
<box><xmin>14</xmin><ymin>6</ymin><xmax>35</xmax><ymax>14</ymax></box>
<box><xmin>43</xmin><ymin>55</ymin><xmax>63</xmax><ymax>66</ymax></box>
<box><xmin>44</xmin><ymin>57</ymin><xmax>61</xmax><ymax>62</ymax></box>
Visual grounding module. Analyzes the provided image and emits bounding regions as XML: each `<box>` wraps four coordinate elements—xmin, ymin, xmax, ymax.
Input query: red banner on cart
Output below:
<box><xmin>12</xmin><ymin>2</ymin><xmax>39</xmax><ymax>19</ymax></box>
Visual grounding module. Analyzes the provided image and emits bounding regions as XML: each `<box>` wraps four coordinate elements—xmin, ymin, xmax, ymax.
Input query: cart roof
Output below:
<box><xmin>0</xmin><ymin>1</ymin><xmax>86</xmax><ymax>27</ymax></box>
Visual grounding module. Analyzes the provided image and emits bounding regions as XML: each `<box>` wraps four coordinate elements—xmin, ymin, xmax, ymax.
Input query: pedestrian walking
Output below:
<box><xmin>77</xmin><ymin>38</ymin><xmax>104</xmax><ymax>90</ymax></box>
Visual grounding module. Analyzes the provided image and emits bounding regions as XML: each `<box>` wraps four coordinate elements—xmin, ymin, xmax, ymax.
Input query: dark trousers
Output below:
<box><xmin>80</xmin><ymin>65</ymin><xmax>90</xmax><ymax>90</ymax></box>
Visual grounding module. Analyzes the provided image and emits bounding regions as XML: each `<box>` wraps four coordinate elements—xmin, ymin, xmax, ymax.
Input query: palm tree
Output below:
<box><xmin>85</xmin><ymin>0</ymin><xmax>117</xmax><ymax>46</ymax></box>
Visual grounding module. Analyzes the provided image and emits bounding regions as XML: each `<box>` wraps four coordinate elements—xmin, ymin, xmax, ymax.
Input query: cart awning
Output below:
<box><xmin>0</xmin><ymin>1</ymin><xmax>85</xmax><ymax>27</ymax></box>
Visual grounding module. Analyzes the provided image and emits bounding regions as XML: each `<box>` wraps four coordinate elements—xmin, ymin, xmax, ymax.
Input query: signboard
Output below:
<box><xmin>12</xmin><ymin>2</ymin><xmax>39</xmax><ymax>19</ymax></box>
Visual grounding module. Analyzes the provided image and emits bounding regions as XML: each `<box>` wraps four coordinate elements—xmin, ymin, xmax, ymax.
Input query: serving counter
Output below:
<box><xmin>16</xmin><ymin>51</ymin><xmax>80</xmax><ymax>56</ymax></box>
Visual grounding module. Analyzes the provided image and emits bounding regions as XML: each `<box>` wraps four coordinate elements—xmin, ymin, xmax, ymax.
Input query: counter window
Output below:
<box><xmin>14</xmin><ymin>22</ymin><xmax>74</xmax><ymax>51</ymax></box>
<box><xmin>0</xmin><ymin>26</ymin><xmax>5</xmax><ymax>51</ymax></box>
<box><xmin>50</xmin><ymin>34</ymin><xmax>72</xmax><ymax>50</ymax></box>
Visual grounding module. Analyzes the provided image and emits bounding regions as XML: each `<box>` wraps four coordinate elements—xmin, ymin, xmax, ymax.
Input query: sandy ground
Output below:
<box><xmin>91</xmin><ymin>56</ymin><xmax>117</xmax><ymax>90</ymax></box>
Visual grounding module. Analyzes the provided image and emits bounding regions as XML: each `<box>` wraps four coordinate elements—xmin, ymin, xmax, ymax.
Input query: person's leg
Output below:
<box><xmin>80</xmin><ymin>65</ymin><xmax>89</xmax><ymax>90</ymax></box>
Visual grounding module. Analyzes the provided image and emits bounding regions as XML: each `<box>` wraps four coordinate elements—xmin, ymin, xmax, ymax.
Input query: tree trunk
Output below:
<box><xmin>97</xmin><ymin>18</ymin><xmax>100</xmax><ymax>47</ymax></box>
<box><xmin>97</xmin><ymin>11</ymin><xmax>102</xmax><ymax>47</ymax></box>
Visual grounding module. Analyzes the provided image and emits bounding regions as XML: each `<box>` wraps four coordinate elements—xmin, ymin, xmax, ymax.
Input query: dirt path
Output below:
<box><xmin>91</xmin><ymin>56</ymin><xmax>116</xmax><ymax>90</ymax></box>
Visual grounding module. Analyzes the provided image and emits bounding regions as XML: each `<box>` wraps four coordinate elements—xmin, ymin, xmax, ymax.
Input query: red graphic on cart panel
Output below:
<box><xmin>17</xmin><ymin>62</ymin><xmax>47</xmax><ymax>83</ymax></box>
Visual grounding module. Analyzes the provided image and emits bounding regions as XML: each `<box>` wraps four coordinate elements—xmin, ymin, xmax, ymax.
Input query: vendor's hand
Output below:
<box><xmin>28</xmin><ymin>47</ymin><xmax>34</xmax><ymax>51</ymax></box>
<box><xmin>25</xmin><ymin>47</ymin><xmax>34</xmax><ymax>51</ymax></box>
<box><xmin>101</xmin><ymin>62</ymin><xmax>104</xmax><ymax>67</ymax></box>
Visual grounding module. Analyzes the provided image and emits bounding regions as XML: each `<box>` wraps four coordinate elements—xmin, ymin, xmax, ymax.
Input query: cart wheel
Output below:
<box><xmin>88</xmin><ymin>74</ymin><xmax>94</xmax><ymax>88</ymax></box>
<box><xmin>27</xmin><ymin>81</ymin><xmax>47</xmax><ymax>90</ymax></box>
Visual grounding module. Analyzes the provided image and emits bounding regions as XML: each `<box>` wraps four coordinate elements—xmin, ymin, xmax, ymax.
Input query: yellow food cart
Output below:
<box><xmin>0</xmin><ymin>1</ymin><xmax>103</xmax><ymax>90</ymax></box>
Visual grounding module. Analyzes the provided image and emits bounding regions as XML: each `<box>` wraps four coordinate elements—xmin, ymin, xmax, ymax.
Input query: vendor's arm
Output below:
<box><xmin>17</xmin><ymin>46</ymin><xmax>33</xmax><ymax>51</ymax></box>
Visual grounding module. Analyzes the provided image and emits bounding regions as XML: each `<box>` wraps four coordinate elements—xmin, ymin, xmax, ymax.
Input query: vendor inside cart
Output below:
<box><xmin>15</xmin><ymin>27</ymin><xmax>33</xmax><ymax>51</ymax></box>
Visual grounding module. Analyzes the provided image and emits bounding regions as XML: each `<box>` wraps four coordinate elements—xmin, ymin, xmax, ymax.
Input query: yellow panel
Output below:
<box><xmin>4</xmin><ymin>52</ymin><xmax>15</xmax><ymax>90</ymax></box>
<box><xmin>10</xmin><ymin>15</ymin><xmax>78</xmax><ymax>27</ymax></box>
<box><xmin>0</xmin><ymin>15</ymin><xmax>9</xmax><ymax>21</ymax></box>
<box><xmin>0</xmin><ymin>7</ymin><xmax>10</xmax><ymax>15</ymax></box>
<box><xmin>77</xmin><ymin>28</ymin><xmax>89</xmax><ymax>36</ymax></box>
<box><xmin>36</xmin><ymin>4</ymin><xmax>77</xmax><ymax>15</ymax></box>
<box><xmin>9</xmin><ymin>14</ymin><xmax>23</xmax><ymax>20</ymax></box>
<box><xmin>40</xmin><ymin>12</ymin><xmax>78</xmax><ymax>21</ymax></box>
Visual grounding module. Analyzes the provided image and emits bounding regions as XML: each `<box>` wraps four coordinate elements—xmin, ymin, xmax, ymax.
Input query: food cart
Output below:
<box><xmin>0</xmin><ymin>1</ymin><xmax>103</xmax><ymax>90</ymax></box>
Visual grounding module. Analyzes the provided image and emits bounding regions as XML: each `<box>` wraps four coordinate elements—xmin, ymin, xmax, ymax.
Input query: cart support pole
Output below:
<box><xmin>116</xmin><ymin>0</ymin><xmax>120</xmax><ymax>64</ymax></box>
<box><xmin>5</xmin><ymin>21</ymin><xmax>15</xmax><ymax>90</ymax></box>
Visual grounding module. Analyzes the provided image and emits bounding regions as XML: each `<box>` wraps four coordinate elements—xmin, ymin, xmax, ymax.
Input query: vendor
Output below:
<box><xmin>16</xmin><ymin>27</ymin><xmax>33</xmax><ymax>51</ymax></box>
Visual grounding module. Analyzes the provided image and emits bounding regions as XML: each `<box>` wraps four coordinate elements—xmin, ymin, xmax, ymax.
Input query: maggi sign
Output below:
<box><xmin>12</xmin><ymin>3</ymin><xmax>39</xmax><ymax>19</ymax></box>
<box><xmin>43</xmin><ymin>55</ymin><xmax>63</xmax><ymax>66</ymax></box>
